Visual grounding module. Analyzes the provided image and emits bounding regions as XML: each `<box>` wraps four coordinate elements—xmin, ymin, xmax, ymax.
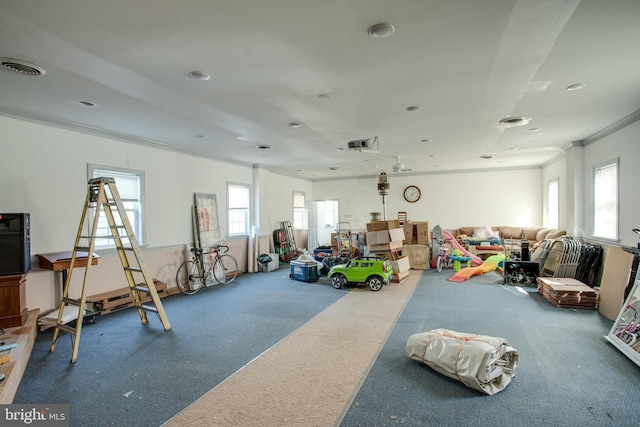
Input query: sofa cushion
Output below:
<box><xmin>545</xmin><ymin>229</ymin><xmax>567</xmax><ymax>240</ymax></box>
<box><xmin>498</xmin><ymin>226</ymin><xmax>524</xmax><ymax>239</ymax></box>
<box><xmin>536</xmin><ymin>228</ymin><xmax>553</xmax><ymax>242</ymax></box>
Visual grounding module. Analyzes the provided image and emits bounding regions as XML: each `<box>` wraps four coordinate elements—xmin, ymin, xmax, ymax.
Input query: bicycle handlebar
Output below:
<box><xmin>190</xmin><ymin>244</ymin><xmax>230</xmax><ymax>255</ymax></box>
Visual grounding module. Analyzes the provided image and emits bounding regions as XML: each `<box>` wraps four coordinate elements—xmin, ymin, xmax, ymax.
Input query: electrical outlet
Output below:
<box><xmin>163</xmin><ymin>266</ymin><xmax>169</xmax><ymax>273</ymax></box>
<box><xmin>239</xmin><ymin>252</ymin><xmax>243</xmax><ymax>258</ymax></box>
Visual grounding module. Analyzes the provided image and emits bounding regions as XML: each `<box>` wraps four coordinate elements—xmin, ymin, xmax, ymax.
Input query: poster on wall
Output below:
<box><xmin>194</xmin><ymin>192</ymin><xmax>221</xmax><ymax>248</ymax></box>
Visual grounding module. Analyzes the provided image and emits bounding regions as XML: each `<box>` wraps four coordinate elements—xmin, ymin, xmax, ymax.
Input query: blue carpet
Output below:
<box><xmin>339</xmin><ymin>270</ymin><xmax>640</xmax><ymax>427</ymax></box>
<box><xmin>14</xmin><ymin>268</ymin><xmax>344</xmax><ymax>427</ymax></box>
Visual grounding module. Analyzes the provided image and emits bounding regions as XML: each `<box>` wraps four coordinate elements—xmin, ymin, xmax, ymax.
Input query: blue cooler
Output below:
<box><xmin>289</xmin><ymin>260</ymin><xmax>320</xmax><ymax>282</ymax></box>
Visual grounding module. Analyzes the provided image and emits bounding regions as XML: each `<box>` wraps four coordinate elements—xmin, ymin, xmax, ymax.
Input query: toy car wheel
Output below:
<box><xmin>330</xmin><ymin>274</ymin><xmax>345</xmax><ymax>289</ymax></box>
<box><xmin>367</xmin><ymin>276</ymin><xmax>384</xmax><ymax>291</ymax></box>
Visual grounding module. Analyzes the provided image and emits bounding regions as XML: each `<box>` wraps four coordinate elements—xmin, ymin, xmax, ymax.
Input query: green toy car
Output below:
<box><xmin>327</xmin><ymin>257</ymin><xmax>393</xmax><ymax>291</ymax></box>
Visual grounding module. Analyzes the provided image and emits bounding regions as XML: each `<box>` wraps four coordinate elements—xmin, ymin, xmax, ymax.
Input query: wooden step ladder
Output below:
<box><xmin>50</xmin><ymin>177</ymin><xmax>171</xmax><ymax>362</ymax></box>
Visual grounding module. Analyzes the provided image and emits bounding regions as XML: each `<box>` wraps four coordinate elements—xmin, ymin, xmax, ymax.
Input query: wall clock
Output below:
<box><xmin>403</xmin><ymin>185</ymin><xmax>421</xmax><ymax>203</ymax></box>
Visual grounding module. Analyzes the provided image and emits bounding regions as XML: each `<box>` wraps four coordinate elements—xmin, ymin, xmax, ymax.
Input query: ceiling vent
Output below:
<box><xmin>0</xmin><ymin>58</ymin><xmax>47</xmax><ymax>76</ymax></box>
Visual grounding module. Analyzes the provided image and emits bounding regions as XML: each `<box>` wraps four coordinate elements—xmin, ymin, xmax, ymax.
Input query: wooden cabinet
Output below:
<box><xmin>0</xmin><ymin>274</ymin><xmax>28</xmax><ymax>328</ymax></box>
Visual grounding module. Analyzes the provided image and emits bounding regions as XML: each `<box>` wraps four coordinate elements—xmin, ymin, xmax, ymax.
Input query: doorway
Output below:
<box><xmin>307</xmin><ymin>200</ymin><xmax>339</xmax><ymax>250</ymax></box>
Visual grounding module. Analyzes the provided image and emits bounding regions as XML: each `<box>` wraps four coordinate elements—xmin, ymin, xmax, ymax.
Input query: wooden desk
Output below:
<box><xmin>38</xmin><ymin>251</ymin><xmax>100</xmax><ymax>272</ymax></box>
<box><xmin>38</xmin><ymin>251</ymin><xmax>100</xmax><ymax>304</ymax></box>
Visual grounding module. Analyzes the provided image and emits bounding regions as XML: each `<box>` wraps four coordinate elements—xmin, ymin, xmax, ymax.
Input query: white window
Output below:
<box><xmin>88</xmin><ymin>165</ymin><xmax>145</xmax><ymax>249</ymax></box>
<box><xmin>547</xmin><ymin>179</ymin><xmax>559</xmax><ymax>229</ymax></box>
<box><xmin>593</xmin><ymin>159</ymin><xmax>619</xmax><ymax>240</ymax></box>
<box><xmin>293</xmin><ymin>191</ymin><xmax>306</xmax><ymax>229</ymax></box>
<box><xmin>228</xmin><ymin>183</ymin><xmax>250</xmax><ymax>236</ymax></box>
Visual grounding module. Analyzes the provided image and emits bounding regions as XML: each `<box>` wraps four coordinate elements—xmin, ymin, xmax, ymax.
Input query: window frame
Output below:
<box><xmin>87</xmin><ymin>164</ymin><xmax>146</xmax><ymax>249</ymax></box>
<box><xmin>227</xmin><ymin>182</ymin><xmax>250</xmax><ymax>237</ymax></box>
<box><xmin>593</xmin><ymin>158</ymin><xmax>619</xmax><ymax>242</ymax></box>
<box><xmin>293</xmin><ymin>190</ymin><xmax>306</xmax><ymax>230</ymax></box>
<box><xmin>547</xmin><ymin>178</ymin><xmax>559</xmax><ymax>229</ymax></box>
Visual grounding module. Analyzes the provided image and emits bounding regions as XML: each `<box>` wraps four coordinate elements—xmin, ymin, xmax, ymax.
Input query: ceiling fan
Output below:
<box><xmin>392</xmin><ymin>156</ymin><xmax>412</xmax><ymax>173</ymax></box>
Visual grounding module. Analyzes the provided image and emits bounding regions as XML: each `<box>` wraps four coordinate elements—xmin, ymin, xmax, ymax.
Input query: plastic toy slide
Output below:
<box><xmin>441</xmin><ymin>230</ymin><xmax>483</xmax><ymax>267</ymax></box>
<box><xmin>447</xmin><ymin>253</ymin><xmax>506</xmax><ymax>282</ymax></box>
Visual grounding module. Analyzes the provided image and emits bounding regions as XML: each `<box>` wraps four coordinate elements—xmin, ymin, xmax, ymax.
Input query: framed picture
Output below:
<box><xmin>193</xmin><ymin>192</ymin><xmax>220</xmax><ymax>248</ymax></box>
<box><xmin>606</xmin><ymin>274</ymin><xmax>640</xmax><ymax>367</ymax></box>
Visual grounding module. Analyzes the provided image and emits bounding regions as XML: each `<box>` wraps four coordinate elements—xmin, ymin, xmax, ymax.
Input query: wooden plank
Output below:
<box><xmin>0</xmin><ymin>309</ymin><xmax>39</xmax><ymax>404</ymax></box>
<box><xmin>598</xmin><ymin>246</ymin><xmax>634</xmax><ymax>320</ymax></box>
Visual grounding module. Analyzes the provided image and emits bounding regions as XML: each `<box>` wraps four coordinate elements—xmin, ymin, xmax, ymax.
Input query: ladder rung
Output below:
<box><xmin>140</xmin><ymin>304</ymin><xmax>158</xmax><ymax>313</ymax></box>
<box><xmin>104</xmin><ymin>202</ymin><xmax>117</xmax><ymax>207</ymax></box>
<box><xmin>56</xmin><ymin>324</ymin><xmax>77</xmax><ymax>335</ymax></box>
<box><xmin>62</xmin><ymin>297</ymin><xmax>82</xmax><ymax>306</ymax></box>
<box><xmin>123</xmin><ymin>267</ymin><xmax>142</xmax><ymax>273</ymax></box>
<box><xmin>74</xmin><ymin>246</ymin><xmax>91</xmax><ymax>252</ymax></box>
<box><xmin>134</xmin><ymin>285</ymin><xmax>149</xmax><ymax>292</ymax></box>
<box><xmin>117</xmin><ymin>246</ymin><xmax>135</xmax><ymax>251</ymax></box>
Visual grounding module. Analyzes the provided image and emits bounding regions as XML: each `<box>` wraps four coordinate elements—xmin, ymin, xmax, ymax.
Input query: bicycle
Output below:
<box><xmin>176</xmin><ymin>245</ymin><xmax>238</xmax><ymax>295</ymax></box>
<box><xmin>433</xmin><ymin>237</ymin><xmax>452</xmax><ymax>272</ymax></box>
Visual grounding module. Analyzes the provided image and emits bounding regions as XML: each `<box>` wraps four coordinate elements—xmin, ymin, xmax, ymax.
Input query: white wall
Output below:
<box><xmin>312</xmin><ymin>168</ymin><xmax>543</xmax><ymax>232</ymax></box>
<box><xmin>0</xmin><ymin>116</ymin><xmax>311</xmax><ymax>312</ymax></box>
<box><xmin>582</xmin><ymin>119</ymin><xmax>640</xmax><ymax>248</ymax></box>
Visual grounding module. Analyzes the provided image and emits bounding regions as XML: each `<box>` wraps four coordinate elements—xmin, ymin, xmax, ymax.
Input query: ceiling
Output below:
<box><xmin>1</xmin><ymin>0</ymin><xmax>639</xmax><ymax>180</ymax></box>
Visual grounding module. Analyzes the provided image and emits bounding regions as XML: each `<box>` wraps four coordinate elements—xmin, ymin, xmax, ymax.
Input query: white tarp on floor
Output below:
<box><xmin>405</xmin><ymin>328</ymin><xmax>519</xmax><ymax>395</ymax></box>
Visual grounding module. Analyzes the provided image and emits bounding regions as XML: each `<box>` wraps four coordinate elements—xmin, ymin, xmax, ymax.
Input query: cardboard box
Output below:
<box><xmin>366</xmin><ymin>228</ymin><xmax>405</xmax><ymax>245</ymax></box>
<box><xmin>414</xmin><ymin>222</ymin><xmax>431</xmax><ymax>244</ymax></box>
<box><xmin>403</xmin><ymin>221</ymin><xmax>430</xmax><ymax>244</ymax></box>
<box><xmin>391</xmin><ymin>256</ymin><xmax>411</xmax><ymax>274</ymax></box>
<box><xmin>390</xmin><ymin>269</ymin><xmax>410</xmax><ymax>283</ymax></box>
<box><xmin>368</xmin><ymin>240</ymin><xmax>403</xmax><ymax>252</ymax></box>
<box><xmin>367</xmin><ymin>220</ymin><xmax>400</xmax><ymax>232</ymax></box>
<box><xmin>403</xmin><ymin>244</ymin><xmax>430</xmax><ymax>269</ymax></box>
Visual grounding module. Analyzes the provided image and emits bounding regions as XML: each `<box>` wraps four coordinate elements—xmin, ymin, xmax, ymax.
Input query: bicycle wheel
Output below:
<box><xmin>213</xmin><ymin>254</ymin><xmax>238</xmax><ymax>284</ymax></box>
<box><xmin>437</xmin><ymin>256</ymin><xmax>443</xmax><ymax>272</ymax></box>
<box><xmin>176</xmin><ymin>261</ymin><xmax>202</xmax><ymax>295</ymax></box>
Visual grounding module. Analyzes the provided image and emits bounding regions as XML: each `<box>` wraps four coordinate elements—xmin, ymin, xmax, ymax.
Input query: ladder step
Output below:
<box><xmin>74</xmin><ymin>246</ymin><xmax>91</xmax><ymax>252</ymax></box>
<box><xmin>140</xmin><ymin>304</ymin><xmax>158</xmax><ymax>313</ymax></box>
<box><xmin>124</xmin><ymin>267</ymin><xmax>143</xmax><ymax>273</ymax></box>
<box><xmin>133</xmin><ymin>285</ymin><xmax>149</xmax><ymax>292</ymax></box>
<box><xmin>62</xmin><ymin>297</ymin><xmax>82</xmax><ymax>306</ymax></box>
<box><xmin>56</xmin><ymin>323</ymin><xmax>77</xmax><ymax>335</ymax></box>
<box><xmin>117</xmin><ymin>246</ymin><xmax>135</xmax><ymax>251</ymax></box>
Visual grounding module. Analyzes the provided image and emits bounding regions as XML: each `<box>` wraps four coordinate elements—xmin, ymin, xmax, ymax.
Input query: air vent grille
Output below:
<box><xmin>0</xmin><ymin>58</ymin><xmax>47</xmax><ymax>76</ymax></box>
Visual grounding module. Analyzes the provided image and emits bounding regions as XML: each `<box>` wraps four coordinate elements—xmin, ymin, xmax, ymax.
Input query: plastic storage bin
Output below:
<box><xmin>289</xmin><ymin>260</ymin><xmax>320</xmax><ymax>282</ymax></box>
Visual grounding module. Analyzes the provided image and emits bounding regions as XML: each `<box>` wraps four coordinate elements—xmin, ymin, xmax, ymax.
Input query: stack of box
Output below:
<box><xmin>365</xmin><ymin>220</ymin><xmax>410</xmax><ymax>282</ymax></box>
<box><xmin>536</xmin><ymin>277</ymin><xmax>598</xmax><ymax>309</ymax></box>
<box><xmin>402</xmin><ymin>221</ymin><xmax>431</xmax><ymax>270</ymax></box>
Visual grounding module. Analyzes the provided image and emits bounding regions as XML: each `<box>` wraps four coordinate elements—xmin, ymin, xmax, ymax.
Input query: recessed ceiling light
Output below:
<box><xmin>288</xmin><ymin>122</ymin><xmax>302</xmax><ymax>128</ymax></box>
<box><xmin>480</xmin><ymin>155</ymin><xmax>493</xmax><ymax>159</ymax></box>
<box><xmin>73</xmin><ymin>100</ymin><xmax>99</xmax><ymax>108</ymax></box>
<box><xmin>0</xmin><ymin>58</ymin><xmax>46</xmax><ymax>76</ymax></box>
<box><xmin>368</xmin><ymin>23</ymin><xmax>395</xmax><ymax>38</ymax></box>
<box><xmin>194</xmin><ymin>134</ymin><xmax>206</xmax><ymax>139</ymax></box>
<box><xmin>421</xmin><ymin>139</ymin><xmax>432</xmax><ymax>143</ymax></box>
<box><xmin>336</xmin><ymin>147</ymin><xmax>344</xmax><ymax>151</ymax></box>
<box><xmin>256</xmin><ymin>145</ymin><xmax>272</xmax><ymax>150</ymax></box>
<box><xmin>188</xmin><ymin>71</ymin><xmax>211</xmax><ymax>80</ymax></box>
<box><xmin>406</xmin><ymin>105</ymin><xmax>423</xmax><ymax>112</ymax></box>
<box><xmin>510</xmin><ymin>147</ymin><xmax>519</xmax><ymax>151</ymax></box>
<box><xmin>329</xmin><ymin>166</ymin><xmax>340</xmax><ymax>171</ymax></box>
<box><xmin>318</xmin><ymin>93</ymin><xmax>330</xmax><ymax>99</ymax></box>
<box><xmin>566</xmin><ymin>82</ymin><xmax>586</xmax><ymax>91</ymax></box>
<box><xmin>498</xmin><ymin>116</ymin><xmax>531</xmax><ymax>127</ymax></box>
<box><xmin>529</xmin><ymin>127</ymin><xmax>541</xmax><ymax>132</ymax></box>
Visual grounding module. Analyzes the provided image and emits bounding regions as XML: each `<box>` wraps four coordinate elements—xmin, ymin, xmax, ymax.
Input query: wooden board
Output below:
<box><xmin>598</xmin><ymin>245</ymin><xmax>634</xmax><ymax>320</ymax></box>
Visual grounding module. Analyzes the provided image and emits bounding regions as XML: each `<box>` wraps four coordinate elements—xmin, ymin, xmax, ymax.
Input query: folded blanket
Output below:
<box><xmin>405</xmin><ymin>328</ymin><xmax>519</xmax><ymax>395</ymax></box>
